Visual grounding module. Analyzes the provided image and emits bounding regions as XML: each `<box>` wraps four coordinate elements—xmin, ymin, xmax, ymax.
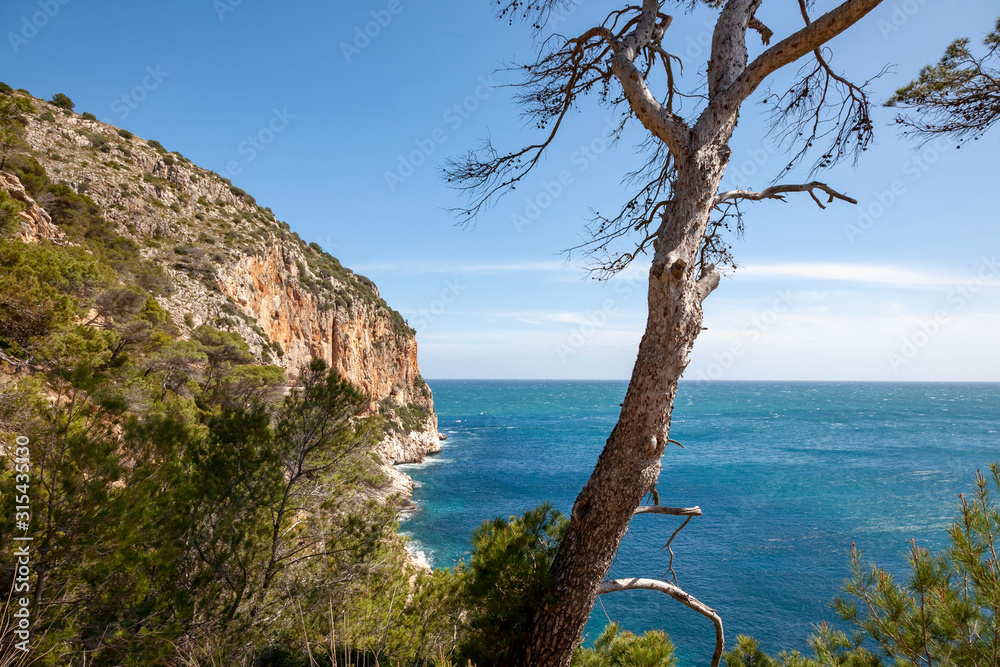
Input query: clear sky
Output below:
<box><xmin>2</xmin><ymin>0</ymin><xmax>998</xmax><ymax>380</ymax></box>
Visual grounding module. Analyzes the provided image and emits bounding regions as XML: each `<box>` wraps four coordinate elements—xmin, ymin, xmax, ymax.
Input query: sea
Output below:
<box><xmin>398</xmin><ymin>381</ymin><xmax>1000</xmax><ymax>664</ymax></box>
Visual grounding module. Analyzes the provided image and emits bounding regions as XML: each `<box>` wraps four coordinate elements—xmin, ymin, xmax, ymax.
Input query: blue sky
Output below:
<box><xmin>2</xmin><ymin>0</ymin><xmax>998</xmax><ymax>380</ymax></box>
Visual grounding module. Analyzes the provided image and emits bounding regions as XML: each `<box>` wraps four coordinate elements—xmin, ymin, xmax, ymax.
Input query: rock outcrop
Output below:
<box><xmin>3</xmin><ymin>95</ymin><xmax>441</xmax><ymax>499</ymax></box>
<box><xmin>0</xmin><ymin>170</ymin><xmax>65</xmax><ymax>244</ymax></box>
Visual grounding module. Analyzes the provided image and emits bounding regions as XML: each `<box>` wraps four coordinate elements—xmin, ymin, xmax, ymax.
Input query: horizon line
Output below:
<box><xmin>421</xmin><ymin>378</ymin><xmax>1000</xmax><ymax>383</ymax></box>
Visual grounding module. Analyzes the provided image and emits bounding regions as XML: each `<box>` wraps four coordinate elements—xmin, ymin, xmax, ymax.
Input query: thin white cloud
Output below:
<box><xmin>401</xmin><ymin>309</ymin><xmax>639</xmax><ymax>326</ymax></box>
<box><xmin>352</xmin><ymin>259</ymin><xmax>570</xmax><ymax>274</ymax></box>
<box><xmin>734</xmin><ymin>262</ymin><xmax>997</xmax><ymax>287</ymax></box>
<box><xmin>357</xmin><ymin>257</ymin><xmax>999</xmax><ymax>289</ymax></box>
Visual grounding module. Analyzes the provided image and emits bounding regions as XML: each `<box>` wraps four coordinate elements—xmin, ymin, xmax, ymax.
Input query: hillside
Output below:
<box><xmin>0</xmin><ymin>86</ymin><xmax>466</xmax><ymax>662</ymax></box>
<box><xmin>1</xmin><ymin>88</ymin><xmax>441</xmax><ymax>490</ymax></box>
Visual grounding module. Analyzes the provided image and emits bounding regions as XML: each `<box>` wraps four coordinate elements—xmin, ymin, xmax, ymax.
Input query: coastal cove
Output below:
<box><xmin>401</xmin><ymin>380</ymin><xmax>1000</xmax><ymax>664</ymax></box>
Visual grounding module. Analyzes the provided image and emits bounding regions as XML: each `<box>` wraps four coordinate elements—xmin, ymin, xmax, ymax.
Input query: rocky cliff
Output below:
<box><xmin>4</xmin><ymin>92</ymin><xmax>440</xmax><ymax>489</ymax></box>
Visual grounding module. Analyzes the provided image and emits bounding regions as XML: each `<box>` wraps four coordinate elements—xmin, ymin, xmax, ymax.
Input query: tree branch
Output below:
<box><xmin>748</xmin><ymin>16</ymin><xmax>773</xmax><ymax>46</ymax></box>
<box><xmin>715</xmin><ymin>0</ymin><xmax>884</xmax><ymax>110</ymax></box>
<box><xmin>697</xmin><ymin>264</ymin><xmax>722</xmax><ymax>302</ymax></box>
<box><xmin>662</xmin><ymin>515</ymin><xmax>692</xmax><ymax>584</ymax></box>
<box><xmin>707</xmin><ymin>0</ymin><xmax>763</xmax><ymax>100</ymax></box>
<box><xmin>611</xmin><ymin>0</ymin><xmax>691</xmax><ymax>155</ymax></box>
<box><xmin>598</xmin><ymin>577</ymin><xmax>725</xmax><ymax>667</ymax></box>
<box><xmin>632</xmin><ymin>505</ymin><xmax>702</xmax><ymax>517</ymax></box>
<box><xmin>714</xmin><ymin>181</ymin><xmax>857</xmax><ymax>208</ymax></box>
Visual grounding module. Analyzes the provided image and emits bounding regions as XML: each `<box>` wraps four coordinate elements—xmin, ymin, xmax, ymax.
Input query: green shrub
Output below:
<box><xmin>50</xmin><ymin>92</ymin><xmax>74</xmax><ymax>110</ymax></box>
<box><xmin>85</xmin><ymin>131</ymin><xmax>107</xmax><ymax>150</ymax></box>
<box><xmin>0</xmin><ymin>239</ymin><xmax>111</xmax><ymax>355</ymax></box>
<box><xmin>6</xmin><ymin>155</ymin><xmax>47</xmax><ymax>195</ymax></box>
<box><xmin>134</xmin><ymin>262</ymin><xmax>173</xmax><ymax>296</ymax></box>
<box><xmin>38</xmin><ymin>111</ymin><xmax>55</xmax><ymax>122</ymax></box>
<box><xmin>228</xmin><ymin>184</ymin><xmax>255</xmax><ymax>205</ymax></box>
<box><xmin>458</xmin><ymin>503</ymin><xmax>569</xmax><ymax>667</ymax></box>
<box><xmin>0</xmin><ymin>82</ymin><xmax>12</xmax><ymax>95</ymax></box>
<box><xmin>117</xmin><ymin>128</ymin><xmax>133</xmax><ymax>140</ymax></box>
<box><xmin>573</xmin><ymin>623</ymin><xmax>676</xmax><ymax>667</ymax></box>
<box><xmin>414</xmin><ymin>374</ymin><xmax>432</xmax><ymax>398</ymax></box>
<box><xmin>147</xmin><ymin>139</ymin><xmax>167</xmax><ymax>154</ymax></box>
<box><xmin>81</xmin><ymin>112</ymin><xmax>97</xmax><ymax>121</ymax></box>
<box><xmin>0</xmin><ymin>189</ymin><xmax>25</xmax><ymax>237</ymax></box>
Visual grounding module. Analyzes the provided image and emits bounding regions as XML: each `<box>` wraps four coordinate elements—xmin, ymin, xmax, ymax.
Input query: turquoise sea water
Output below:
<box><xmin>399</xmin><ymin>381</ymin><xmax>1000</xmax><ymax>664</ymax></box>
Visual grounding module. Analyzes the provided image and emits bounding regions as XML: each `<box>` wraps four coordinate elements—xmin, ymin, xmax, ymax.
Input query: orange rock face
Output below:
<box><xmin>215</xmin><ymin>241</ymin><xmax>436</xmax><ymax>421</ymax></box>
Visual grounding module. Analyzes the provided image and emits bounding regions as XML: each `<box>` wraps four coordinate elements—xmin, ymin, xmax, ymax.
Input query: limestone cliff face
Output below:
<box><xmin>216</xmin><ymin>244</ymin><xmax>423</xmax><ymax>403</ymax></box>
<box><xmin>6</xmin><ymin>95</ymin><xmax>440</xmax><ymax>470</ymax></box>
<box><xmin>212</xmin><ymin>241</ymin><xmax>441</xmax><ymax>464</ymax></box>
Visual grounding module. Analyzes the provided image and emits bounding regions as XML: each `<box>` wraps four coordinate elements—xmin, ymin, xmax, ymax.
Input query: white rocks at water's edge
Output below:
<box><xmin>378</xmin><ymin>421</ymin><xmax>444</xmax><ymax>465</ymax></box>
<box><xmin>372</xmin><ymin>420</ymin><xmax>445</xmax><ymax>571</ymax></box>
<box><xmin>372</xmin><ymin>416</ymin><xmax>443</xmax><ymax>504</ymax></box>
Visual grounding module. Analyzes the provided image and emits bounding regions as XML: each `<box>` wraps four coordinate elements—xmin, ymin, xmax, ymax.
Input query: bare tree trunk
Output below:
<box><xmin>523</xmin><ymin>154</ymin><xmax>728</xmax><ymax>666</ymax></box>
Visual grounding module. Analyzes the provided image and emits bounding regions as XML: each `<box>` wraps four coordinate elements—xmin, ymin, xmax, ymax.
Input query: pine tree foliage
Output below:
<box><xmin>887</xmin><ymin>17</ymin><xmax>1000</xmax><ymax>141</ymax></box>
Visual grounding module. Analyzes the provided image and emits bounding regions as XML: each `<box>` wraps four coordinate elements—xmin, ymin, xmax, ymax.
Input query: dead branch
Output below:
<box><xmin>567</xmin><ymin>138</ymin><xmax>675</xmax><ymax>278</ymax></box>
<box><xmin>748</xmin><ymin>16</ymin><xmax>773</xmax><ymax>46</ymax></box>
<box><xmin>714</xmin><ymin>181</ymin><xmax>857</xmax><ymax>209</ymax></box>
<box><xmin>697</xmin><ymin>265</ymin><xmax>721</xmax><ymax>302</ymax></box>
<box><xmin>0</xmin><ymin>349</ymin><xmax>37</xmax><ymax>372</ymax></box>
<box><xmin>632</xmin><ymin>504</ymin><xmax>701</xmax><ymax>584</ymax></box>
<box><xmin>698</xmin><ymin>203</ymin><xmax>743</xmax><ymax>277</ymax></box>
<box><xmin>661</xmin><ymin>515</ymin><xmax>692</xmax><ymax>584</ymax></box>
<box><xmin>633</xmin><ymin>505</ymin><xmax>702</xmax><ymax>517</ymax></box>
<box><xmin>598</xmin><ymin>577</ymin><xmax>725</xmax><ymax>667</ymax></box>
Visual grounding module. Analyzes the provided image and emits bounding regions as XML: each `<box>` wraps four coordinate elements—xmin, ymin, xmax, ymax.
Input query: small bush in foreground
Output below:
<box><xmin>458</xmin><ymin>502</ymin><xmax>569</xmax><ymax>667</ymax></box>
<box><xmin>573</xmin><ymin>622</ymin><xmax>677</xmax><ymax>667</ymax></box>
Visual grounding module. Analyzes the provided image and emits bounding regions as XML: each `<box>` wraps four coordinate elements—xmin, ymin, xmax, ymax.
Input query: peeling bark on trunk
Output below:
<box><xmin>522</xmin><ymin>147</ymin><xmax>731</xmax><ymax>666</ymax></box>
